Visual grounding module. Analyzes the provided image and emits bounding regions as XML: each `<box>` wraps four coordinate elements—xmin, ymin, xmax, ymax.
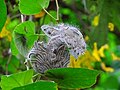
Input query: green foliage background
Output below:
<box><xmin>0</xmin><ymin>0</ymin><xmax>120</xmax><ymax>90</ymax></box>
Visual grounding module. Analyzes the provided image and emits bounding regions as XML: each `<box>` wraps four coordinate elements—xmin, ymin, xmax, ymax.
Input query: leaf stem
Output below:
<box><xmin>42</xmin><ymin>0</ymin><xmax>59</xmax><ymax>23</ymax></box>
<box><xmin>21</xmin><ymin>14</ymin><xmax>24</xmax><ymax>23</ymax></box>
<box><xmin>24</xmin><ymin>59</ymin><xmax>30</xmax><ymax>70</ymax></box>
<box><xmin>43</xmin><ymin>8</ymin><xmax>56</xmax><ymax>20</ymax></box>
<box><xmin>55</xmin><ymin>0</ymin><xmax>59</xmax><ymax>22</ymax></box>
<box><xmin>5</xmin><ymin>53</ymin><xmax>12</xmax><ymax>75</ymax></box>
<box><xmin>36</xmin><ymin>34</ymin><xmax>46</xmax><ymax>36</ymax></box>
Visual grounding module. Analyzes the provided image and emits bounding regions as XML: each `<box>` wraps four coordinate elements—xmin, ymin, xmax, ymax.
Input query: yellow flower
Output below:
<box><xmin>98</xmin><ymin>44</ymin><xmax>109</xmax><ymax>58</ymax></box>
<box><xmin>111</xmin><ymin>53</ymin><xmax>120</xmax><ymax>60</ymax></box>
<box><xmin>69</xmin><ymin>55</ymin><xmax>81</xmax><ymax>68</ymax></box>
<box><xmin>92</xmin><ymin>42</ymin><xmax>101</xmax><ymax>61</ymax></box>
<box><xmin>101</xmin><ymin>62</ymin><xmax>114</xmax><ymax>72</ymax></box>
<box><xmin>85</xmin><ymin>35</ymin><xmax>89</xmax><ymax>41</ymax></box>
<box><xmin>0</xmin><ymin>18</ymin><xmax>12</xmax><ymax>41</ymax></box>
<box><xmin>92</xmin><ymin>15</ymin><xmax>100</xmax><ymax>26</ymax></box>
<box><xmin>92</xmin><ymin>43</ymin><xmax>109</xmax><ymax>61</ymax></box>
<box><xmin>68</xmin><ymin>51</ymin><xmax>96</xmax><ymax>69</ymax></box>
<box><xmin>68</xmin><ymin>43</ymin><xmax>115</xmax><ymax>73</ymax></box>
<box><xmin>108</xmin><ymin>23</ymin><xmax>114</xmax><ymax>31</ymax></box>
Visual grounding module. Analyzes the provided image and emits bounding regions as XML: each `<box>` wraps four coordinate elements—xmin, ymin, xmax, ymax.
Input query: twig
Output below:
<box><xmin>11</xmin><ymin>13</ymin><xmax>21</xmax><ymax>20</ymax></box>
<box><xmin>5</xmin><ymin>54</ymin><xmax>12</xmax><ymax>75</ymax></box>
<box><xmin>82</xmin><ymin>0</ymin><xmax>88</xmax><ymax>12</ymax></box>
<box><xmin>21</xmin><ymin>14</ymin><xmax>24</xmax><ymax>23</ymax></box>
<box><xmin>55</xmin><ymin>0</ymin><xmax>59</xmax><ymax>22</ymax></box>
<box><xmin>24</xmin><ymin>59</ymin><xmax>30</xmax><ymax>70</ymax></box>
<box><xmin>36</xmin><ymin>34</ymin><xmax>46</xmax><ymax>36</ymax></box>
<box><xmin>29</xmin><ymin>15</ymin><xmax>33</xmax><ymax>21</ymax></box>
<box><xmin>32</xmin><ymin>73</ymin><xmax>42</xmax><ymax>81</ymax></box>
<box><xmin>42</xmin><ymin>0</ymin><xmax>60</xmax><ymax>23</ymax></box>
<box><xmin>43</xmin><ymin>8</ymin><xmax>56</xmax><ymax>20</ymax></box>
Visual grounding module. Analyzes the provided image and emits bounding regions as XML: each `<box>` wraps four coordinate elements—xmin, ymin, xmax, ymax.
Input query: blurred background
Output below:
<box><xmin>0</xmin><ymin>0</ymin><xmax>120</xmax><ymax>90</ymax></box>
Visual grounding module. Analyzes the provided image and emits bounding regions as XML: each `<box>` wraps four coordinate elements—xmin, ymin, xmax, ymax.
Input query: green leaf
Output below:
<box><xmin>0</xmin><ymin>0</ymin><xmax>7</xmax><ymax>31</ymax></box>
<box><xmin>102</xmin><ymin>76</ymin><xmax>119</xmax><ymax>89</ymax></box>
<box><xmin>19</xmin><ymin>0</ymin><xmax>50</xmax><ymax>15</ymax></box>
<box><xmin>19</xmin><ymin>0</ymin><xmax>42</xmax><ymax>15</ymax></box>
<box><xmin>12</xmin><ymin>81</ymin><xmax>57</xmax><ymax>90</ymax></box>
<box><xmin>14</xmin><ymin>21</ymin><xmax>35</xmax><ymax>34</ymax></box>
<box><xmin>13</xmin><ymin>21</ymin><xmax>38</xmax><ymax>57</ymax></box>
<box><xmin>40</xmin><ymin>10</ymin><xmax>57</xmax><ymax>24</ymax></box>
<box><xmin>45</xmin><ymin>68</ymin><xmax>100</xmax><ymax>89</ymax></box>
<box><xmin>10</xmin><ymin>39</ymin><xmax>19</xmax><ymax>56</ymax></box>
<box><xmin>1</xmin><ymin>70</ymin><xmax>33</xmax><ymax>90</ymax></box>
<box><xmin>6</xmin><ymin>19</ymin><xmax>20</xmax><ymax>31</ymax></box>
<box><xmin>99</xmin><ymin>72</ymin><xmax>119</xmax><ymax>90</ymax></box>
<box><xmin>39</xmin><ymin>0</ymin><xmax>50</xmax><ymax>8</ymax></box>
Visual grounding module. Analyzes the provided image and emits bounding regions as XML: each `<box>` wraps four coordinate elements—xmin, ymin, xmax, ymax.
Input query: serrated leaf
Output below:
<box><xmin>0</xmin><ymin>0</ymin><xmax>7</xmax><ymax>31</ymax></box>
<box><xmin>19</xmin><ymin>0</ymin><xmax>50</xmax><ymax>15</ymax></box>
<box><xmin>45</xmin><ymin>68</ymin><xmax>100</xmax><ymax>89</ymax></box>
<box><xmin>12</xmin><ymin>81</ymin><xmax>57</xmax><ymax>90</ymax></box>
<box><xmin>1</xmin><ymin>70</ymin><xmax>33</xmax><ymax>90</ymax></box>
<box><xmin>13</xmin><ymin>21</ymin><xmax>38</xmax><ymax>57</ymax></box>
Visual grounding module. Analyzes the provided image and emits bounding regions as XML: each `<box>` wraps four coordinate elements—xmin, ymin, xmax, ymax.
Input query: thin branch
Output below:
<box><xmin>32</xmin><ymin>73</ymin><xmax>41</xmax><ymax>82</ymax></box>
<box><xmin>34</xmin><ymin>33</ymin><xmax>46</xmax><ymax>36</ymax></box>
<box><xmin>42</xmin><ymin>0</ymin><xmax>59</xmax><ymax>23</ymax></box>
<box><xmin>21</xmin><ymin>14</ymin><xmax>24</xmax><ymax>23</ymax></box>
<box><xmin>5</xmin><ymin>54</ymin><xmax>12</xmax><ymax>75</ymax></box>
<box><xmin>43</xmin><ymin>8</ymin><xmax>56</xmax><ymax>20</ymax></box>
<box><xmin>82</xmin><ymin>0</ymin><xmax>88</xmax><ymax>12</ymax></box>
<box><xmin>29</xmin><ymin>15</ymin><xmax>33</xmax><ymax>21</ymax></box>
<box><xmin>24</xmin><ymin>59</ymin><xmax>30</xmax><ymax>70</ymax></box>
<box><xmin>11</xmin><ymin>13</ymin><xmax>21</xmax><ymax>20</ymax></box>
<box><xmin>25</xmin><ymin>60</ymin><xmax>33</xmax><ymax>82</ymax></box>
<box><xmin>55</xmin><ymin>0</ymin><xmax>59</xmax><ymax>22</ymax></box>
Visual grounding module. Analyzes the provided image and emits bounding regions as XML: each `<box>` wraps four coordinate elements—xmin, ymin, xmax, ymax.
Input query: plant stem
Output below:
<box><xmin>5</xmin><ymin>54</ymin><xmax>12</xmax><ymax>75</ymax></box>
<box><xmin>82</xmin><ymin>0</ymin><xmax>88</xmax><ymax>12</ymax></box>
<box><xmin>21</xmin><ymin>14</ymin><xmax>24</xmax><ymax>23</ymax></box>
<box><xmin>36</xmin><ymin>34</ymin><xmax>46</xmax><ymax>36</ymax></box>
<box><xmin>42</xmin><ymin>0</ymin><xmax>59</xmax><ymax>23</ymax></box>
<box><xmin>24</xmin><ymin>59</ymin><xmax>30</xmax><ymax>70</ymax></box>
<box><xmin>55</xmin><ymin>0</ymin><xmax>59</xmax><ymax>22</ymax></box>
<box><xmin>43</xmin><ymin>8</ymin><xmax>56</xmax><ymax>20</ymax></box>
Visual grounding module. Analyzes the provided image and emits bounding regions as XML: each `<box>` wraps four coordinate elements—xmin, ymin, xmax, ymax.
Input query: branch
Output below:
<box><xmin>55</xmin><ymin>0</ymin><xmax>59</xmax><ymax>22</ymax></box>
<box><xmin>5</xmin><ymin>54</ymin><xmax>12</xmax><ymax>75</ymax></box>
<box><xmin>43</xmin><ymin>8</ymin><xmax>56</xmax><ymax>20</ymax></box>
<box><xmin>21</xmin><ymin>14</ymin><xmax>24</xmax><ymax>23</ymax></box>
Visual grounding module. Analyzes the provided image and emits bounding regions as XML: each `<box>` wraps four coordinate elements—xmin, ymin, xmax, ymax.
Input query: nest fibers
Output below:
<box><xmin>27</xmin><ymin>23</ymin><xmax>86</xmax><ymax>73</ymax></box>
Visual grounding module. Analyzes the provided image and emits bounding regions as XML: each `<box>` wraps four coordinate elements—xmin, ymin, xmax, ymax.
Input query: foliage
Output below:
<box><xmin>0</xmin><ymin>0</ymin><xmax>120</xmax><ymax>90</ymax></box>
<box><xmin>12</xmin><ymin>81</ymin><xmax>57</xmax><ymax>90</ymax></box>
<box><xmin>45</xmin><ymin>68</ymin><xmax>100</xmax><ymax>89</ymax></box>
<box><xmin>0</xmin><ymin>0</ymin><xmax>7</xmax><ymax>32</ymax></box>
<box><xmin>13</xmin><ymin>21</ymin><xmax>38</xmax><ymax>57</ymax></box>
<box><xmin>1</xmin><ymin>70</ymin><xmax>33</xmax><ymax>90</ymax></box>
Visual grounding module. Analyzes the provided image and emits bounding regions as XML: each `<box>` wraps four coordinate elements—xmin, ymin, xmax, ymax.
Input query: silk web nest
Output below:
<box><xmin>27</xmin><ymin>23</ymin><xmax>86</xmax><ymax>73</ymax></box>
